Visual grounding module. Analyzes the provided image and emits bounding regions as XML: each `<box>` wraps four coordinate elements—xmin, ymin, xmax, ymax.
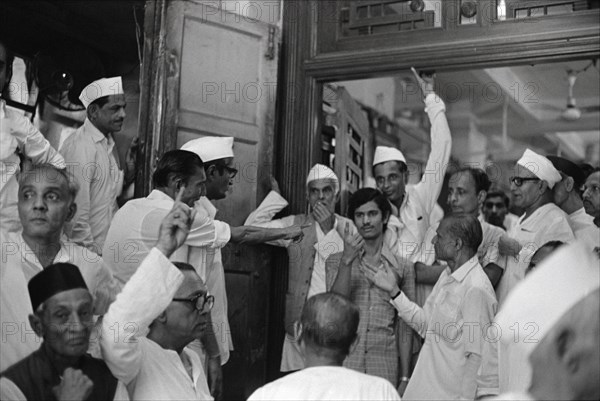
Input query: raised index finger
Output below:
<box><xmin>175</xmin><ymin>185</ymin><xmax>186</xmax><ymax>203</ymax></box>
<box><xmin>344</xmin><ymin>221</ymin><xmax>349</xmax><ymax>237</ymax></box>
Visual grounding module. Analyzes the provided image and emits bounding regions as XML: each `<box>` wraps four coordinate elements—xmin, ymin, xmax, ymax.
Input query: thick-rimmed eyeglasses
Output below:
<box><xmin>173</xmin><ymin>293</ymin><xmax>214</xmax><ymax>313</ymax></box>
<box><xmin>510</xmin><ymin>176</ymin><xmax>540</xmax><ymax>187</ymax></box>
<box><xmin>224</xmin><ymin>166</ymin><xmax>238</xmax><ymax>179</ymax></box>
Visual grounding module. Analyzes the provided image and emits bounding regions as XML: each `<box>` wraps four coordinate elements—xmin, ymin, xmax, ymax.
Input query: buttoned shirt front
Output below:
<box><xmin>60</xmin><ymin>118</ymin><xmax>123</xmax><ymax>253</ymax></box>
<box><xmin>0</xmin><ymin>99</ymin><xmax>65</xmax><ymax>233</ymax></box>
<box><xmin>391</xmin><ymin>256</ymin><xmax>497</xmax><ymax>400</ymax></box>
<box><xmin>0</xmin><ymin>230</ymin><xmax>119</xmax><ymax>372</ymax></box>
<box><xmin>101</xmin><ymin>248</ymin><xmax>213</xmax><ymax>400</ymax></box>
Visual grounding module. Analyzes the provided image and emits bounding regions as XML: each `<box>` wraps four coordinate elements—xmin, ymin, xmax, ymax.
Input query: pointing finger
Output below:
<box><xmin>175</xmin><ymin>185</ymin><xmax>186</xmax><ymax>203</ymax></box>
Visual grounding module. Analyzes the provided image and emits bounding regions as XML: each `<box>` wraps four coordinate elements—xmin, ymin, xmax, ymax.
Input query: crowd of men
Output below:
<box><xmin>1</xmin><ymin>38</ymin><xmax>599</xmax><ymax>400</ymax></box>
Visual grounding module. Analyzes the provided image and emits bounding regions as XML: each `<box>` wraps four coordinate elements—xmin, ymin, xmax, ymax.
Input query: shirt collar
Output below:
<box><xmin>84</xmin><ymin>118</ymin><xmax>110</xmax><ymax>144</ymax></box>
<box><xmin>569</xmin><ymin>207</ymin><xmax>587</xmax><ymax>218</ymax></box>
<box><xmin>195</xmin><ymin>196</ymin><xmax>217</xmax><ymax>219</ymax></box>
<box><xmin>450</xmin><ymin>255</ymin><xmax>479</xmax><ymax>282</ymax></box>
<box><xmin>19</xmin><ymin>232</ymin><xmax>71</xmax><ymax>266</ymax></box>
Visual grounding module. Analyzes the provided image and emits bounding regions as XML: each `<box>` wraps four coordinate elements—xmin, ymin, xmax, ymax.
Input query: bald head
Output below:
<box><xmin>300</xmin><ymin>292</ymin><xmax>359</xmax><ymax>359</ymax></box>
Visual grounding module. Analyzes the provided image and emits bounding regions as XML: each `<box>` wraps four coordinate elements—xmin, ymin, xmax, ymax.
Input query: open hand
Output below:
<box><xmin>285</xmin><ymin>223</ymin><xmax>311</xmax><ymax>242</ymax></box>
<box><xmin>411</xmin><ymin>67</ymin><xmax>435</xmax><ymax>98</ymax></box>
<box><xmin>341</xmin><ymin>222</ymin><xmax>364</xmax><ymax>265</ymax></box>
<box><xmin>52</xmin><ymin>368</ymin><xmax>93</xmax><ymax>401</ymax></box>
<box><xmin>362</xmin><ymin>260</ymin><xmax>399</xmax><ymax>294</ymax></box>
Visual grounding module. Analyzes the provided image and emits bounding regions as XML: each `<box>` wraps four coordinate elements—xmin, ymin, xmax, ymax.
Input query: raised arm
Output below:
<box><xmin>11</xmin><ymin>110</ymin><xmax>65</xmax><ymax>168</ymax></box>
<box><xmin>101</xmin><ymin>191</ymin><xmax>193</xmax><ymax>384</ymax></box>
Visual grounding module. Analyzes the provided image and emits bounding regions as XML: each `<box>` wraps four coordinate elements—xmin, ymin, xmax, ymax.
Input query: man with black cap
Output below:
<box><xmin>0</xmin><ymin>263</ymin><xmax>121</xmax><ymax>400</ymax></box>
<box><xmin>548</xmin><ymin>155</ymin><xmax>599</xmax><ymax>252</ymax></box>
<box><xmin>0</xmin><ymin>164</ymin><xmax>118</xmax><ymax>372</ymax></box>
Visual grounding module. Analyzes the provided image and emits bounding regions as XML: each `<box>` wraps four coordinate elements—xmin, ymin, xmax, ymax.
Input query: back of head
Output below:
<box><xmin>152</xmin><ymin>150</ymin><xmax>204</xmax><ymax>188</ymax></box>
<box><xmin>300</xmin><ymin>293</ymin><xmax>359</xmax><ymax>359</ymax></box>
<box><xmin>443</xmin><ymin>213</ymin><xmax>483</xmax><ymax>252</ymax></box>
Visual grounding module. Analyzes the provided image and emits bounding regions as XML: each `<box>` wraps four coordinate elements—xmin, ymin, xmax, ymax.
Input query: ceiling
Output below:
<box><xmin>393</xmin><ymin>59</ymin><xmax>600</xmax><ymax>165</ymax></box>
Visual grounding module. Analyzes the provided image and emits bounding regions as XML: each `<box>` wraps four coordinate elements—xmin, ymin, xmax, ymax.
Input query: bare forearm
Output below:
<box><xmin>398</xmin><ymin>320</ymin><xmax>413</xmax><ymax>378</ymax></box>
<box><xmin>415</xmin><ymin>262</ymin><xmax>445</xmax><ymax>285</ymax></box>
<box><xmin>483</xmin><ymin>263</ymin><xmax>503</xmax><ymax>288</ymax></box>
<box><xmin>230</xmin><ymin>225</ymin><xmax>290</xmax><ymax>244</ymax></box>
<box><xmin>461</xmin><ymin>353</ymin><xmax>482</xmax><ymax>399</ymax></box>
<box><xmin>331</xmin><ymin>260</ymin><xmax>352</xmax><ymax>296</ymax></box>
<box><xmin>201</xmin><ymin>313</ymin><xmax>221</xmax><ymax>359</ymax></box>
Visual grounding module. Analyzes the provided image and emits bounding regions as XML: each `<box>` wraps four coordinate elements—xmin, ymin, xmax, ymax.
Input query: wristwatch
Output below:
<box><xmin>400</xmin><ymin>376</ymin><xmax>410</xmax><ymax>383</ymax></box>
<box><xmin>390</xmin><ymin>288</ymin><xmax>401</xmax><ymax>300</ymax></box>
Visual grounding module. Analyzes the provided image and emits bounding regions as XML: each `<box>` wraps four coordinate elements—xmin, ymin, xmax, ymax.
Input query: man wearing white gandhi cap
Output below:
<box><xmin>245</xmin><ymin>163</ymin><xmax>355</xmax><ymax>372</ymax></box>
<box><xmin>490</xmin><ymin>241</ymin><xmax>600</xmax><ymax>400</ymax></box>
<box><xmin>59</xmin><ymin>76</ymin><xmax>136</xmax><ymax>254</ymax></box>
<box><xmin>495</xmin><ymin>148</ymin><xmax>575</xmax><ymax>394</ymax></box>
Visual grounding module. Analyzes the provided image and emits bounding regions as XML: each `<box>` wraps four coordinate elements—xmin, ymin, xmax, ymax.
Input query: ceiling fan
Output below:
<box><xmin>538</xmin><ymin>63</ymin><xmax>600</xmax><ymax>121</ymax></box>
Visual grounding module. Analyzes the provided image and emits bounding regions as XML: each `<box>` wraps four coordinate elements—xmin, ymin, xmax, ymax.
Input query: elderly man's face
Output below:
<box><xmin>31</xmin><ymin>289</ymin><xmax>94</xmax><ymax>358</ymax></box>
<box><xmin>432</xmin><ymin>219</ymin><xmax>456</xmax><ymax>262</ymax></box>
<box><xmin>374</xmin><ymin>161</ymin><xmax>407</xmax><ymax>205</ymax></box>
<box><xmin>18</xmin><ymin>167</ymin><xmax>76</xmax><ymax>241</ymax></box>
<box><xmin>511</xmin><ymin>164</ymin><xmax>543</xmax><ymax>209</ymax></box>
<box><xmin>165</xmin><ymin>270</ymin><xmax>210</xmax><ymax>341</ymax></box>
<box><xmin>90</xmin><ymin>94</ymin><xmax>126</xmax><ymax>134</ymax></box>
<box><xmin>583</xmin><ymin>172</ymin><xmax>600</xmax><ymax>219</ymax></box>
<box><xmin>206</xmin><ymin>157</ymin><xmax>236</xmax><ymax>201</ymax></box>
<box><xmin>307</xmin><ymin>179</ymin><xmax>337</xmax><ymax>214</ymax></box>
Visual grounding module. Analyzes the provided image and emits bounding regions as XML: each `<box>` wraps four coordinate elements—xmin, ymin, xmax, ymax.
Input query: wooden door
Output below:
<box><xmin>161</xmin><ymin>1</ymin><xmax>280</xmax><ymax>398</ymax></box>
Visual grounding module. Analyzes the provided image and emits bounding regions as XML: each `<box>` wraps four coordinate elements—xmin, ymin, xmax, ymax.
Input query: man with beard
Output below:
<box><xmin>583</xmin><ymin>168</ymin><xmax>600</xmax><ymax>228</ymax></box>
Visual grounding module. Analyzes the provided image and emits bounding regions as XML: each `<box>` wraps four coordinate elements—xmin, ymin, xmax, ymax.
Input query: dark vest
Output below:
<box><xmin>1</xmin><ymin>344</ymin><xmax>118</xmax><ymax>400</ymax></box>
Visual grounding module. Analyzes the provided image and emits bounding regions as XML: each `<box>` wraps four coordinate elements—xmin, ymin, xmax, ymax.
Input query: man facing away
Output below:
<box><xmin>492</xmin><ymin>241</ymin><xmax>599</xmax><ymax>400</ymax></box>
<box><xmin>328</xmin><ymin>188</ymin><xmax>414</xmax><ymax>390</ymax></box>
<box><xmin>364</xmin><ymin>214</ymin><xmax>497</xmax><ymax>400</ymax></box>
<box><xmin>101</xmin><ymin>187</ymin><xmax>215</xmax><ymax>400</ymax></box>
<box><xmin>60</xmin><ymin>76</ymin><xmax>135</xmax><ymax>254</ymax></box>
<box><xmin>0</xmin><ymin>263</ymin><xmax>123</xmax><ymax>401</ymax></box>
<box><xmin>548</xmin><ymin>155</ymin><xmax>599</xmax><ymax>252</ymax></box>
<box><xmin>247</xmin><ymin>293</ymin><xmax>401</xmax><ymax>401</ymax></box>
<box><xmin>244</xmin><ymin>164</ymin><xmax>355</xmax><ymax>372</ymax></box>
<box><xmin>0</xmin><ymin>164</ymin><xmax>119</xmax><ymax>372</ymax></box>
<box><xmin>414</xmin><ymin>167</ymin><xmax>505</xmax><ymax>307</ymax></box>
<box><xmin>0</xmin><ymin>40</ymin><xmax>65</xmax><ymax>233</ymax></box>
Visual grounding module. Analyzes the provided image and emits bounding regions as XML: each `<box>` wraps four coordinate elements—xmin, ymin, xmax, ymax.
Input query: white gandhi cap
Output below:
<box><xmin>79</xmin><ymin>77</ymin><xmax>124</xmax><ymax>109</ymax></box>
<box><xmin>180</xmin><ymin>136</ymin><xmax>234</xmax><ymax>162</ymax></box>
<box><xmin>516</xmin><ymin>148</ymin><xmax>562</xmax><ymax>189</ymax></box>
<box><xmin>373</xmin><ymin>146</ymin><xmax>407</xmax><ymax>166</ymax></box>
<box><xmin>495</xmin><ymin>241</ymin><xmax>600</xmax><ymax>356</ymax></box>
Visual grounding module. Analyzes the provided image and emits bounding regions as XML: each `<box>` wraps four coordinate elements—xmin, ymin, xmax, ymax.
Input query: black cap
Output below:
<box><xmin>546</xmin><ymin>155</ymin><xmax>586</xmax><ymax>188</ymax></box>
<box><xmin>28</xmin><ymin>263</ymin><xmax>89</xmax><ymax>311</ymax></box>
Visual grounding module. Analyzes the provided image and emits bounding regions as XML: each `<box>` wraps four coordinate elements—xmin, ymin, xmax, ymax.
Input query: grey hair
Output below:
<box><xmin>18</xmin><ymin>164</ymin><xmax>79</xmax><ymax>201</ymax></box>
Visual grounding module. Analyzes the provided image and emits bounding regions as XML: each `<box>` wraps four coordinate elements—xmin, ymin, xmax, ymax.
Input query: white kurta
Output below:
<box><xmin>388</xmin><ymin>93</ymin><xmax>452</xmax><ymax>263</ymax></box>
<box><xmin>102</xmin><ymin>190</ymin><xmax>230</xmax><ymax>289</ymax></box>
<box><xmin>100</xmin><ymin>247</ymin><xmax>213</xmax><ymax>401</ymax></box>
<box><xmin>247</xmin><ymin>366</ymin><xmax>401</xmax><ymax>401</ymax></box>
<box><xmin>391</xmin><ymin>256</ymin><xmax>498</xmax><ymax>400</ymax></box>
<box><xmin>59</xmin><ymin>118</ymin><xmax>123</xmax><ymax>253</ymax></box>
<box><xmin>568</xmin><ymin>207</ymin><xmax>600</xmax><ymax>252</ymax></box>
<box><xmin>0</xmin><ymin>99</ymin><xmax>65</xmax><ymax>233</ymax></box>
<box><xmin>187</xmin><ymin>196</ymin><xmax>233</xmax><ymax>364</ymax></box>
<box><xmin>0</xmin><ymin>230</ymin><xmax>119</xmax><ymax>372</ymax></box>
<box><xmin>245</xmin><ymin>191</ymin><xmax>347</xmax><ymax>372</ymax></box>
<box><xmin>496</xmin><ymin>203</ymin><xmax>575</xmax><ymax>306</ymax></box>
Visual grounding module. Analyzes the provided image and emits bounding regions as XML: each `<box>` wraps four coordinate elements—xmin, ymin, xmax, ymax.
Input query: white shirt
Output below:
<box><xmin>100</xmin><ymin>248</ymin><xmax>213</xmax><ymax>401</ymax></box>
<box><xmin>244</xmin><ymin>191</ymin><xmax>347</xmax><ymax>371</ymax></box>
<box><xmin>388</xmin><ymin>93</ymin><xmax>452</xmax><ymax>262</ymax></box>
<box><xmin>0</xmin><ymin>230</ymin><xmax>119</xmax><ymax>372</ymax></box>
<box><xmin>568</xmin><ymin>207</ymin><xmax>600</xmax><ymax>252</ymax></box>
<box><xmin>496</xmin><ymin>203</ymin><xmax>575</xmax><ymax>306</ymax></box>
<box><xmin>247</xmin><ymin>366</ymin><xmax>401</xmax><ymax>401</ymax></box>
<box><xmin>391</xmin><ymin>256</ymin><xmax>498</xmax><ymax>400</ymax></box>
<box><xmin>187</xmin><ymin>196</ymin><xmax>234</xmax><ymax>364</ymax></box>
<box><xmin>60</xmin><ymin>118</ymin><xmax>123</xmax><ymax>253</ymax></box>
<box><xmin>102</xmin><ymin>190</ymin><xmax>230</xmax><ymax>289</ymax></box>
<box><xmin>0</xmin><ymin>99</ymin><xmax>65</xmax><ymax>233</ymax></box>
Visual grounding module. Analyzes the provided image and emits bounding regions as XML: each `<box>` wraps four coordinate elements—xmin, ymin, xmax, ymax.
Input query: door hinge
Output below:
<box><xmin>265</xmin><ymin>26</ymin><xmax>276</xmax><ymax>60</ymax></box>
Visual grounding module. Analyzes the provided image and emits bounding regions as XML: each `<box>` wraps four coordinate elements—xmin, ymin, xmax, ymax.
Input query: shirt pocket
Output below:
<box><xmin>430</xmin><ymin>290</ymin><xmax>462</xmax><ymax>341</ymax></box>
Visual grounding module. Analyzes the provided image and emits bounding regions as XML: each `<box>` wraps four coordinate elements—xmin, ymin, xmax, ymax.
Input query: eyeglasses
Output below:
<box><xmin>509</xmin><ymin>176</ymin><xmax>540</xmax><ymax>187</ymax></box>
<box><xmin>224</xmin><ymin>166</ymin><xmax>238</xmax><ymax>179</ymax></box>
<box><xmin>173</xmin><ymin>293</ymin><xmax>214</xmax><ymax>313</ymax></box>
